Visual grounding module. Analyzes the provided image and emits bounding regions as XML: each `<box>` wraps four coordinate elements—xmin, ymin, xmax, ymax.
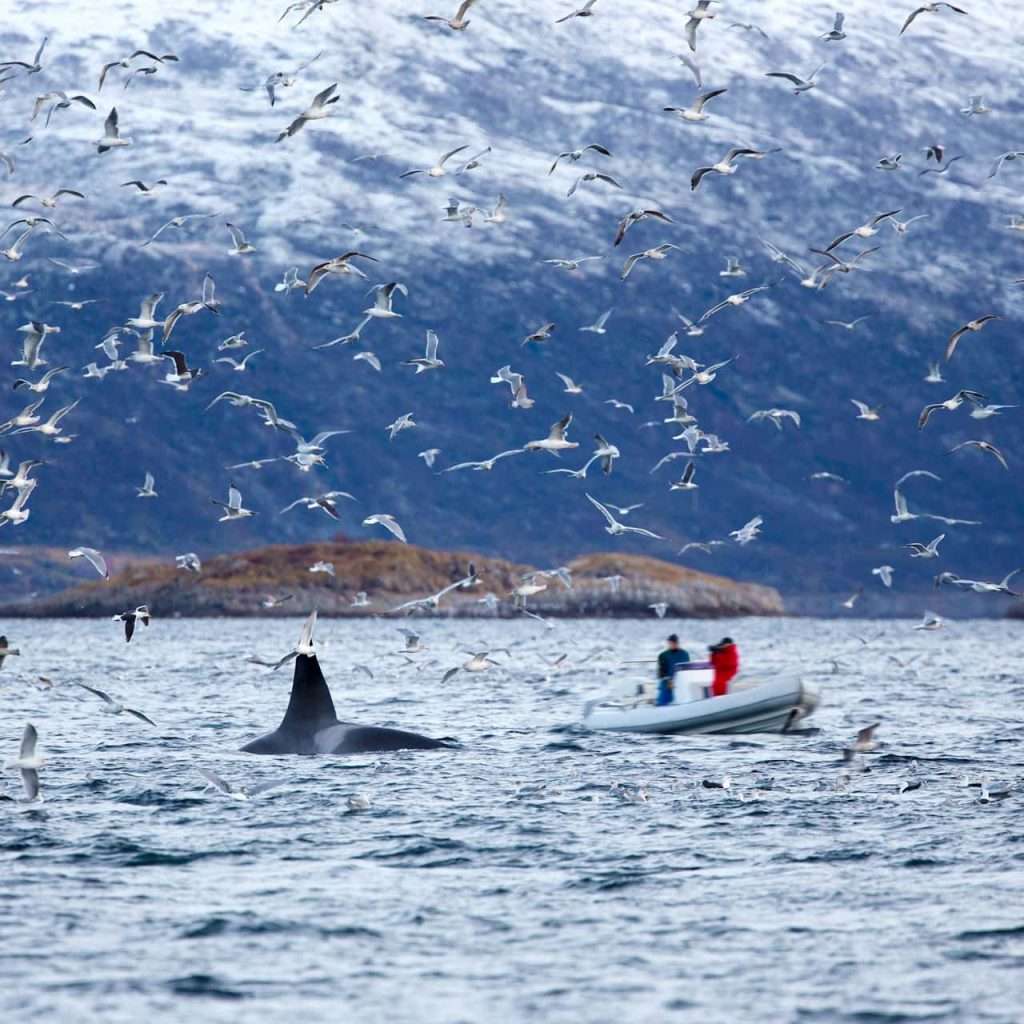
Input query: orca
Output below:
<box><xmin>242</xmin><ymin>653</ymin><xmax>454</xmax><ymax>755</ymax></box>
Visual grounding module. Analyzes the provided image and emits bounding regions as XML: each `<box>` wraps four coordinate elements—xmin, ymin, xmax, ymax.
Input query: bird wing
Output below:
<box><xmin>765</xmin><ymin>71</ymin><xmax>803</xmax><ymax>85</ymax></box>
<box><xmin>944</xmin><ymin>325</ymin><xmax>968</xmax><ymax>361</ymax></box>
<box><xmin>585</xmin><ymin>493</ymin><xmax>616</xmax><ymax>527</ymax></box>
<box><xmin>75</xmin><ymin>681</ymin><xmax>113</xmax><ymax>704</ymax></box>
<box><xmin>125</xmin><ymin>707</ymin><xmax>157</xmax><ymax>726</ymax></box>
<box><xmin>899</xmin><ymin>8</ymin><xmax>925</xmax><ymax>34</ymax></box>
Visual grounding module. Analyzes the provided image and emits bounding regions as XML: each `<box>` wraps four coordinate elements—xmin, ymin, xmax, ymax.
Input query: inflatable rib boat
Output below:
<box><xmin>581</xmin><ymin>666</ymin><xmax>819</xmax><ymax>735</ymax></box>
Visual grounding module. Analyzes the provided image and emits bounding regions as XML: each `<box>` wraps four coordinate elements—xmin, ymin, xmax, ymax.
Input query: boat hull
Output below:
<box><xmin>582</xmin><ymin>677</ymin><xmax>819</xmax><ymax>735</ymax></box>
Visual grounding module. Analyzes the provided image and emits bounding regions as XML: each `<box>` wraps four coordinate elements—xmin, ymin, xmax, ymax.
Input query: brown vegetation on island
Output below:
<box><xmin>0</xmin><ymin>541</ymin><xmax>784</xmax><ymax>619</ymax></box>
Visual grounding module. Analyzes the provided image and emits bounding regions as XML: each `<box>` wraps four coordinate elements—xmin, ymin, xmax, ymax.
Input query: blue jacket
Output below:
<box><xmin>658</xmin><ymin>647</ymin><xmax>690</xmax><ymax>680</ymax></box>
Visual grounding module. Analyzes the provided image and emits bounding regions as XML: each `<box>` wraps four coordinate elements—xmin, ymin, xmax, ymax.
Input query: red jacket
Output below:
<box><xmin>710</xmin><ymin>643</ymin><xmax>739</xmax><ymax>697</ymax></box>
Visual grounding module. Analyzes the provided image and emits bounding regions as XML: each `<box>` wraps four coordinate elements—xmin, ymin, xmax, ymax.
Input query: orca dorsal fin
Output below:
<box><xmin>277</xmin><ymin>654</ymin><xmax>338</xmax><ymax>733</ymax></box>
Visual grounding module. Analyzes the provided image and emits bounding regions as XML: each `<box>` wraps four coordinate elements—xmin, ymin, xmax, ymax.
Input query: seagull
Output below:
<box><xmin>483</xmin><ymin>194</ymin><xmax>509</xmax><ymax>224</ymax></box>
<box><xmin>549</xmin><ymin>143</ymin><xmax>612</xmax><ymax>175</ymax></box>
<box><xmin>691</xmin><ymin>147</ymin><xmax>776</xmax><ymax>190</ymax></box>
<box><xmin>649</xmin><ymin>603</ymin><xmax>669</xmax><ymax>619</ymax></box>
<box><xmin>423</xmin><ymin>0</ymin><xmax>479</xmax><ymax>30</ymax></box>
<box><xmin>699</xmin><ymin>285</ymin><xmax>770</xmax><ymax>322</ymax></box>
<box><xmin>556</xmin><ymin>373</ymin><xmax>583</xmax><ymax>395</ymax></box>
<box><xmin>260</xmin><ymin>593</ymin><xmax>293</xmax><ymax>608</ymax></box>
<box><xmin>592</xmin><ymin>433</ymin><xmax>620</xmax><ymax>474</ymax></box>
<box><xmin>729</xmin><ymin>22</ymin><xmax>769</xmax><ymax>38</ymax></box>
<box><xmin>613</xmin><ymin>207</ymin><xmax>672</xmax><ymax>246</ymax></box>
<box><xmin>720</xmin><ymin>257</ymin><xmax>746</xmax><ymax>277</ymax></box>
<box><xmin>136</xmin><ymin>472</ymin><xmax>157</xmax><ymax>498</ymax></box>
<box><xmin>670</xmin><ymin>461</ymin><xmax>698</xmax><ymax>491</ymax></box>
<box><xmin>215</xmin><ymin>350</ymin><xmax>263</xmax><ymax>372</ymax></box>
<box><xmin>271</xmin><ymin>609</ymin><xmax>318</xmax><ymax>670</ymax></box>
<box><xmin>364</xmin><ymin>281</ymin><xmax>406</xmax><ymax>319</ymax></box>
<box><xmin>74</xmin><ymin>682</ymin><xmax>156</xmax><ymax>725</ymax></box>
<box><xmin>98</xmin><ymin>49</ymin><xmax>178</xmax><ymax>89</ymax></box>
<box><xmin>125</xmin><ymin>292</ymin><xmax>165</xmax><ymax>330</ymax></box>
<box><xmin>280</xmin><ymin>490</ymin><xmax>355</xmax><ymax>519</ymax></box>
<box><xmin>5</xmin><ymin>723</ymin><xmax>43</xmax><ymax>801</ymax></box>
<box><xmin>212</xmin><ymin>484</ymin><xmax>256</xmax><ymax>522</ymax></box>
<box><xmin>402</xmin><ymin>330</ymin><xmax>445</xmax><ymax>373</ymax></box>
<box><xmin>363</xmin><ymin>513</ymin><xmax>407</xmax><ymax>543</ymax></box>
<box><xmin>730</xmin><ymin>515</ymin><xmax>763</xmax><ymax>545</ymax></box>
<box><xmin>11</xmin><ymin>188</ymin><xmax>85</xmax><ymax>210</ymax></box>
<box><xmin>305</xmin><ymin>251</ymin><xmax>378</xmax><ymax>293</ymax></box>
<box><xmin>673</xmin><ymin>358</ymin><xmax>733</xmax><ymax>392</ymax></box>
<box><xmin>543</xmin><ymin>255</ymin><xmax>604</xmax><ymax>272</ymax></box>
<box><xmin>851</xmin><ymin>400</ymin><xmax>881</xmax><ymax>421</ymax></box>
<box><xmin>900</xmin><ymin>3</ymin><xmax>968</xmax><ymax>36</ymax></box>
<box><xmin>826</xmin><ymin>210</ymin><xmax>901</xmax><ymax>251</ymax></box>
<box><xmin>987</xmin><ymin>152</ymin><xmax>1024</xmax><ymax>180</ymax></box>
<box><xmin>913</xmin><ymin>611</ymin><xmax>944</xmax><ymax>631</ymax></box>
<box><xmin>141</xmin><ymin>211</ymin><xmax>222</xmax><ymax>248</ymax></box>
<box><xmin>766</xmin><ymin>64</ymin><xmax>824</xmax><ymax>95</ymax></box>
<box><xmin>824</xmin><ymin>316</ymin><xmax>872</xmax><ymax>331</ymax></box>
<box><xmin>749</xmin><ymin>408</ymin><xmax>800</xmax><ymax>430</ymax></box>
<box><xmin>401</xmin><ymin>145</ymin><xmax>470</xmax><ymax>179</ymax></box>
<box><xmin>354</xmin><ymin>351</ymin><xmax>381</xmax><ymax>371</ymax></box>
<box><xmin>0</xmin><ymin>37</ymin><xmax>48</xmax><ymax>76</ymax></box>
<box><xmin>555</xmin><ymin>0</ymin><xmax>598</xmax><ymax>23</ymax></box>
<box><xmin>226</xmin><ymin>223</ymin><xmax>256</xmax><ymax>255</ymax></box>
<box><xmin>1</xmin><ymin>225</ymin><xmax>40</xmax><ymax>262</ymax></box>
<box><xmin>919</xmin><ymin>390</ymin><xmax>986</xmax><ymax>428</ymax></box>
<box><xmin>176</xmin><ymin>552</ymin><xmax>202</xmax><ymax>573</ymax></box>
<box><xmin>586</xmin><ymin>493</ymin><xmax>663</xmax><ymax>539</ymax></box>
<box><xmin>19</xmin><ymin>399</ymin><xmax>80</xmax><ymax>441</ymax></box>
<box><xmin>945</xmin><ymin>315</ymin><xmax>1001</xmax><ymax>362</ymax></box>
<box><xmin>442</xmin><ymin>449</ymin><xmax>525</xmax><ymax>473</ymax></box>
<box><xmin>969</xmin><ymin>403</ymin><xmax>1015</xmax><ymax>420</ymax></box>
<box><xmin>873</xmin><ymin>565</ymin><xmax>895</xmax><ymax>588</ymax></box>
<box><xmin>197</xmin><ymin>768</ymin><xmax>284</xmax><ymax>801</ymax></box>
<box><xmin>68</xmin><ymin>546</ymin><xmax>108</xmax><ymax>578</ymax></box>
<box><xmin>580</xmin><ymin>308</ymin><xmax>613</xmax><ymax>334</ymax></box>
<box><xmin>663</xmin><ymin>88</ymin><xmax>728</xmax><ymax>124</ymax></box>
<box><xmin>526</xmin><ymin>415</ymin><xmax>579</xmax><ymax>454</ymax></box>
<box><xmin>960</xmin><ymin>95</ymin><xmax>989</xmax><ymax>116</ymax></box>
<box><xmin>621</xmin><ymin>243</ymin><xmax>678</xmax><ymax>280</ymax></box>
<box><xmin>0</xmin><ymin>635</ymin><xmax>21</xmax><ymax>669</ymax></box>
<box><xmin>0</xmin><ymin>480</ymin><xmax>36</xmax><ymax>527</ymax></box>
<box><xmin>31</xmin><ymin>91</ymin><xmax>97</xmax><ymax>126</ymax></box>
<box><xmin>12</xmin><ymin>321</ymin><xmax>58</xmax><ymax>370</ymax></box>
<box><xmin>949</xmin><ymin>440</ymin><xmax>1009</xmax><ymax>470</ymax></box>
<box><xmin>309</xmin><ymin>561</ymin><xmax>335</xmax><ymax>576</ymax></box>
<box><xmin>522</xmin><ymin>322</ymin><xmax>556</xmax><ymax>345</ymax></box>
<box><xmin>113</xmin><ymin>605</ymin><xmax>151</xmax><ymax>642</ymax></box>
<box><xmin>276</xmin><ymin>83</ymin><xmax>339</xmax><ymax>140</ymax></box>
<box><xmin>275</xmin><ymin>267</ymin><xmax>306</xmax><ymax>293</ymax></box>
<box><xmin>96</xmin><ymin>107</ymin><xmax>130</xmax><ymax>153</ymax></box>
<box><xmin>12</xmin><ymin>365</ymin><xmax>67</xmax><ymax>393</ymax></box>
<box><xmin>822</xmin><ymin>11</ymin><xmax>846</xmax><ymax>39</ymax></box>
<box><xmin>684</xmin><ymin>1</ymin><xmax>718</xmax><ymax>51</ymax></box>
<box><xmin>876</xmin><ymin>153</ymin><xmax>903</xmax><ymax>171</ymax></box>
<box><xmin>386</xmin><ymin>412</ymin><xmax>416</xmax><ymax>440</ymax></box>
<box><xmin>121</xmin><ymin>178</ymin><xmax>168</xmax><ymax>194</ymax></box>
<box><xmin>418</xmin><ymin>449</ymin><xmax>441</xmax><ymax>468</ymax></box>
<box><xmin>906</xmin><ymin>534</ymin><xmax>945</xmax><ymax>558</ymax></box>
<box><xmin>840</xmin><ymin>588</ymin><xmax>863</xmax><ymax>609</ymax></box>
<box><xmin>891</xmin><ymin>214</ymin><xmax>930</xmax><ymax>236</ymax></box>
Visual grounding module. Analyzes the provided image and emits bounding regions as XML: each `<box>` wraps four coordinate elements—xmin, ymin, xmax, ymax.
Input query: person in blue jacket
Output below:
<box><xmin>656</xmin><ymin>634</ymin><xmax>690</xmax><ymax>706</ymax></box>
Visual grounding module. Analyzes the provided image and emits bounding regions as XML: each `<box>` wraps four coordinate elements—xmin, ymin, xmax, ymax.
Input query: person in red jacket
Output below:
<box><xmin>709</xmin><ymin>638</ymin><xmax>739</xmax><ymax>697</ymax></box>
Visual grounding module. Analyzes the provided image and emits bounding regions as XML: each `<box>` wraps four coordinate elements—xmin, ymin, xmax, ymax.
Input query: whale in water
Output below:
<box><xmin>242</xmin><ymin>652</ymin><xmax>453</xmax><ymax>755</ymax></box>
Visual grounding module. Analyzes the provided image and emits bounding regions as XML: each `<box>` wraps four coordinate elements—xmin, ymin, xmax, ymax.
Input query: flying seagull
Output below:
<box><xmin>423</xmin><ymin>0</ymin><xmax>478</xmax><ymax>30</ymax></box>
<box><xmin>68</xmin><ymin>546</ymin><xmax>108</xmax><ymax>578</ymax></box>
<box><xmin>900</xmin><ymin>3</ymin><xmax>968</xmax><ymax>36</ymax></box>
<box><xmin>276</xmin><ymin>83</ymin><xmax>339</xmax><ymax>140</ymax></box>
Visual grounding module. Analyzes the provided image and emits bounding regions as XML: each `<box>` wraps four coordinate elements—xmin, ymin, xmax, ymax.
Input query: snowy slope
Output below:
<box><xmin>0</xmin><ymin>0</ymin><xmax>1022</xmax><ymax>609</ymax></box>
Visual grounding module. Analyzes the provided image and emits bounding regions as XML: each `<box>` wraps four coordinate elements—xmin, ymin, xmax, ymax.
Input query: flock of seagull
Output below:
<box><xmin>0</xmin><ymin>3</ymin><xmax>1021</xmax><ymax>796</ymax></box>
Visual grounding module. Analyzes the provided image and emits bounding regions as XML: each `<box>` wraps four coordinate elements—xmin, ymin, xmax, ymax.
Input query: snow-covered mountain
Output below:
<box><xmin>1</xmin><ymin>0</ymin><xmax>1022</xmax><ymax>610</ymax></box>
